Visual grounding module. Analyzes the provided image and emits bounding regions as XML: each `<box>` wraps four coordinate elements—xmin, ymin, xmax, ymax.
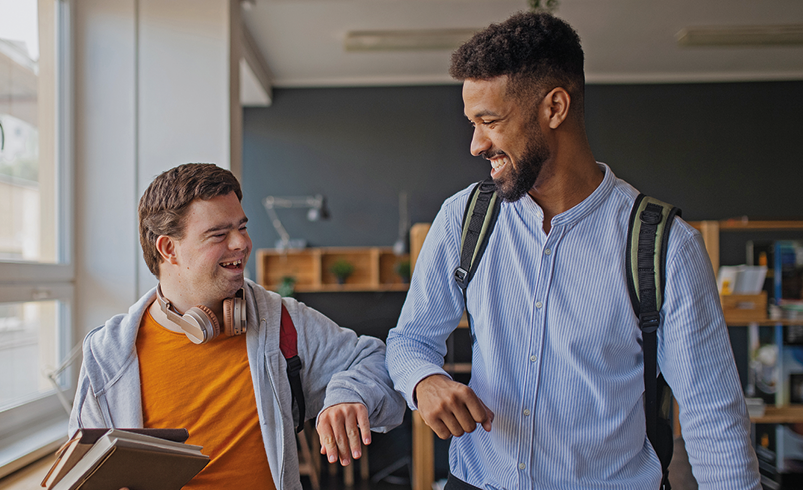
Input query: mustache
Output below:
<box><xmin>480</xmin><ymin>149</ymin><xmax>506</xmax><ymax>160</ymax></box>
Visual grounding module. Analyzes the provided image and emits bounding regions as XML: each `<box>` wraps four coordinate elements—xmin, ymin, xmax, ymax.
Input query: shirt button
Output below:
<box><xmin>544</xmin><ymin>248</ymin><xmax>552</xmax><ymax>255</ymax></box>
<box><xmin>523</xmin><ymin>409</ymin><xmax>530</xmax><ymax>416</ymax></box>
<box><xmin>518</xmin><ymin>463</ymin><xmax>526</xmax><ymax>470</ymax></box>
<box><xmin>535</xmin><ymin>301</ymin><xmax>543</xmax><ymax>309</ymax></box>
<box><xmin>530</xmin><ymin>355</ymin><xmax>537</xmax><ymax>362</ymax></box>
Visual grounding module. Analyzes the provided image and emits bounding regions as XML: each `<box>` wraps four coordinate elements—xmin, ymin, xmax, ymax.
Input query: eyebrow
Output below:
<box><xmin>203</xmin><ymin>217</ymin><xmax>248</xmax><ymax>235</ymax></box>
<box><xmin>467</xmin><ymin>109</ymin><xmax>502</xmax><ymax>120</ymax></box>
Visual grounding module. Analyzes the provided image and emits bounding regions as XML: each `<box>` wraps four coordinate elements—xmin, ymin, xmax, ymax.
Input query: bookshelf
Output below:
<box><xmin>751</xmin><ymin>406</ymin><xmax>803</xmax><ymax>425</ymax></box>
<box><xmin>255</xmin><ymin>247</ymin><xmax>409</xmax><ymax>293</ymax></box>
<box><xmin>690</xmin><ymin>219</ymin><xmax>803</xmax><ymax>427</ymax></box>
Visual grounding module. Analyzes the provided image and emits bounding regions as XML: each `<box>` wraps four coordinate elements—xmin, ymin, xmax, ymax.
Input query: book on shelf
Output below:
<box><xmin>775</xmin><ymin>240</ymin><xmax>803</xmax><ymax>304</ymax></box>
<box><xmin>41</xmin><ymin>428</ymin><xmax>208</xmax><ymax>490</ymax></box>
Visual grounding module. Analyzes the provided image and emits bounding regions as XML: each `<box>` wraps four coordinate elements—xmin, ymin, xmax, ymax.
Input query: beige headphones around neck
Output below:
<box><xmin>156</xmin><ymin>284</ymin><xmax>246</xmax><ymax>344</ymax></box>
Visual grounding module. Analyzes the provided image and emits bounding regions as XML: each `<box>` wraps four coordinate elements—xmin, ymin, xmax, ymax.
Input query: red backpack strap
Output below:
<box><xmin>279</xmin><ymin>303</ymin><xmax>298</xmax><ymax>358</ymax></box>
<box><xmin>279</xmin><ymin>302</ymin><xmax>305</xmax><ymax>433</ymax></box>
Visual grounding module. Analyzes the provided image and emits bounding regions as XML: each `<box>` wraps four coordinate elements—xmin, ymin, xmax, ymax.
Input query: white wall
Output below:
<box><xmin>74</xmin><ymin>0</ymin><xmax>238</xmax><ymax>335</ymax></box>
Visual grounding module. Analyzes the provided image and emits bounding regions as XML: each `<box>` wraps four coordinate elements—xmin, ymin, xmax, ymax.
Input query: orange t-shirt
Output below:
<box><xmin>136</xmin><ymin>308</ymin><xmax>275</xmax><ymax>490</ymax></box>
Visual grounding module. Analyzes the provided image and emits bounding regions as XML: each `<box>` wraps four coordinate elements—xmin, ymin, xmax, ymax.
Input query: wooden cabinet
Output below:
<box><xmin>255</xmin><ymin>247</ymin><xmax>409</xmax><ymax>293</ymax></box>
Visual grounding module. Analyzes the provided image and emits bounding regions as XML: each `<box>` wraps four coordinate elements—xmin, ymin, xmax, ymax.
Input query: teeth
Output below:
<box><xmin>221</xmin><ymin>259</ymin><xmax>242</xmax><ymax>267</ymax></box>
<box><xmin>491</xmin><ymin>158</ymin><xmax>507</xmax><ymax>170</ymax></box>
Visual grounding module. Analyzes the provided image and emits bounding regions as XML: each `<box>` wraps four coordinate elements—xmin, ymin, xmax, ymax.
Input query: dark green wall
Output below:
<box><xmin>243</xmin><ymin>81</ymin><xmax>802</xmax><ymax>271</ymax></box>
<box><xmin>585</xmin><ymin>82</ymin><xmax>802</xmax><ymax>223</ymax></box>
<box><xmin>242</xmin><ymin>79</ymin><xmax>803</xmax><ymax>331</ymax></box>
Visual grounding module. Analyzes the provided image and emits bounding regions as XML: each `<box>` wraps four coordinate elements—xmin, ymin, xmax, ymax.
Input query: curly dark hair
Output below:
<box><xmin>450</xmin><ymin>11</ymin><xmax>585</xmax><ymax>115</ymax></box>
<box><xmin>138</xmin><ymin>163</ymin><xmax>242</xmax><ymax>277</ymax></box>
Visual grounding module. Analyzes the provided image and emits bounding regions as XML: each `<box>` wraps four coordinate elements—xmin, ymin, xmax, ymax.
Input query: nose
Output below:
<box><xmin>230</xmin><ymin>228</ymin><xmax>251</xmax><ymax>251</ymax></box>
<box><xmin>470</xmin><ymin>126</ymin><xmax>491</xmax><ymax>157</ymax></box>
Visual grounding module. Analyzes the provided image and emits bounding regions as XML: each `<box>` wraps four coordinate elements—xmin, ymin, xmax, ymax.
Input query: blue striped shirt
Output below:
<box><xmin>386</xmin><ymin>164</ymin><xmax>760</xmax><ymax>489</ymax></box>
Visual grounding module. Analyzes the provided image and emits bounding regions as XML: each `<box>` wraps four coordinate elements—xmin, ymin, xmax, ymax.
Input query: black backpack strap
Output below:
<box><xmin>279</xmin><ymin>302</ymin><xmax>305</xmax><ymax>433</ymax></box>
<box><xmin>454</xmin><ymin>179</ymin><xmax>501</xmax><ymax>291</ymax></box>
<box><xmin>626</xmin><ymin>194</ymin><xmax>681</xmax><ymax>490</ymax></box>
<box><xmin>454</xmin><ymin>180</ymin><xmax>501</xmax><ymax>343</ymax></box>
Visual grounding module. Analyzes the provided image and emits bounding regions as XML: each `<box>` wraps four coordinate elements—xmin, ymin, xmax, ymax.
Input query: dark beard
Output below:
<box><xmin>492</xmin><ymin>136</ymin><xmax>550</xmax><ymax>202</ymax></box>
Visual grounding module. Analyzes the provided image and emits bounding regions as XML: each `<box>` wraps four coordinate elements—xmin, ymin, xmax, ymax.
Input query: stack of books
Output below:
<box><xmin>41</xmin><ymin>428</ymin><xmax>209</xmax><ymax>490</ymax></box>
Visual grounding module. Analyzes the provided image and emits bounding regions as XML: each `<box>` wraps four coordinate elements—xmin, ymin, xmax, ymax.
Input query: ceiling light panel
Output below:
<box><xmin>677</xmin><ymin>24</ymin><xmax>803</xmax><ymax>46</ymax></box>
<box><xmin>344</xmin><ymin>28</ymin><xmax>479</xmax><ymax>52</ymax></box>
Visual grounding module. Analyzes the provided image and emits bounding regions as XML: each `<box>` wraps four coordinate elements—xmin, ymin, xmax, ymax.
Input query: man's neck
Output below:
<box><xmin>528</xmin><ymin>150</ymin><xmax>602</xmax><ymax>234</ymax></box>
<box><xmin>156</xmin><ymin>281</ymin><xmax>224</xmax><ymax>330</ymax></box>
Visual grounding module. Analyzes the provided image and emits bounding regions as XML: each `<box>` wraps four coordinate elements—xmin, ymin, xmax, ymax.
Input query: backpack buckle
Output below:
<box><xmin>640</xmin><ymin>311</ymin><xmax>660</xmax><ymax>333</ymax></box>
<box><xmin>640</xmin><ymin>209</ymin><xmax>663</xmax><ymax>225</ymax></box>
<box><xmin>454</xmin><ymin>267</ymin><xmax>468</xmax><ymax>288</ymax></box>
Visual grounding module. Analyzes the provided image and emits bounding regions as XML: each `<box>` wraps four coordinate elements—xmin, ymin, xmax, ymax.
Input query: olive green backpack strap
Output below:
<box><xmin>454</xmin><ymin>179</ymin><xmax>501</xmax><ymax>293</ymax></box>
<box><xmin>626</xmin><ymin>194</ymin><xmax>682</xmax><ymax>490</ymax></box>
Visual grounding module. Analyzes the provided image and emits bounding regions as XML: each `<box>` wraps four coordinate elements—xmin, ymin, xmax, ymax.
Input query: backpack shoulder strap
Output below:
<box><xmin>626</xmin><ymin>194</ymin><xmax>682</xmax><ymax>317</ymax></box>
<box><xmin>454</xmin><ymin>179</ymin><xmax>501</xmax><ymax>291</ymax></box>
<box><xmin>625</xmin><ymin>194</ymin><xmax>681</xmax><ymax>490</ymax></box>
<box><xmin>279</xmin><ymin>302</ymin><xmax>305</xmax><ymax>433</ymax></box>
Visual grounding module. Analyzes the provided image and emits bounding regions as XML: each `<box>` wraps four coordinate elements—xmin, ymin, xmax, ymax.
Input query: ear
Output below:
<box><xmin>542</xmin><ymin>87</ymin><xmax>571</xmax><ymax>130</ymax></box>
<box><xmin>155</xmin><ymin>235</ymin><xmax>178</xmax><ymax>265</ymax></box>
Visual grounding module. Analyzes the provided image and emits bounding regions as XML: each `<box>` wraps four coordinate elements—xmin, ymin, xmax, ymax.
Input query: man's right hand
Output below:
<box><xmin>414</xmin><ymin>374</ymin><xmax>493</xmax><ymax>439</ymax></box>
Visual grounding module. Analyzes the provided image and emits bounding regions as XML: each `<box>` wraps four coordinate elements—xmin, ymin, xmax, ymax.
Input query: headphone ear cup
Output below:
<box><xmin>222</xmin><ymin>295</ymin><xmax>246</xmax><ymax>336</ymax></box>
<box><xmin>189</xmin><ymin>304</ymin><xmax>220</xmax><ymax>342</ymax></box>
<box><xmin>222</xmin><ymin>298</ymin><xmax>234</xmax><ymax>336</ymax></box>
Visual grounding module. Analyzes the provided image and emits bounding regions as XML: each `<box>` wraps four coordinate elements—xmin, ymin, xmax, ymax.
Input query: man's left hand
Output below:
<box><xmin>317</xmin><ymin>402</ymin><xmax>371</xmax><ymax>466</ymax></box>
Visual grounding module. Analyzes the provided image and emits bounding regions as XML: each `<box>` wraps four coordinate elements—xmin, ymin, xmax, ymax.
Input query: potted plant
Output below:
<box><xmin>394</xmin><ymin>259</ymin><xmax>411</xmax><ymax>283</ymax></box>
<box><xmin>277</xmin><ymin>276</ymin><xmax>296</xmax><ymax>298</ymax></box>
<box><xmin>330</xmin><ymin>259</ymin><xmax>355</xmax><ymax>285</ymax></box>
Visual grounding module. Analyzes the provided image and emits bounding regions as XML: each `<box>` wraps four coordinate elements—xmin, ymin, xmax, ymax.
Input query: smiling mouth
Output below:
<box><xmin>220</xmin><ymin>259</ymin><xmax>243</xmax><ymax>269</ymax></box>
<box><xmin>491</xmin><ymin>157</ymin><xmax>509</xmax><ymax>170</ymax></box>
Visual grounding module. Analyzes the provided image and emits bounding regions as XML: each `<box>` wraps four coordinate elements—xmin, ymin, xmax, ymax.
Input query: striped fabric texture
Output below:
<box><xmin>386</xmin><ymin>164</ymin><xmax>760</xmax><ymax>489</ymax></box>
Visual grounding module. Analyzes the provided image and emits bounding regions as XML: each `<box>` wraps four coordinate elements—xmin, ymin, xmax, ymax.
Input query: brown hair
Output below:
<box><xmin>138</xmin><ymin>163</ymin><xmax>242</xmax><ymax>277</ymax></box>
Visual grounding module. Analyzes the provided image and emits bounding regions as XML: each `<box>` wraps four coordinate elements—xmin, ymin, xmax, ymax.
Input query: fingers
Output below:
<box><xmin>317</xmin><ymin>418</ymin><xmax>339</xmax><ymax>464</ymax></box>
<box><xmin>465</xmin><ymin>395</ymin><xmax>494</xmax><ymax>433</ymax></box>
<box><xmin>344</xmin><ymin>410</ymin><xmax>362</xmax><ymax>460</ymax></box>
<box><xmin>481</xmin><ymin>405</ymin><xmax>494</xmax><ymax>432</ymax></box>
<box><xmin>357</xmin><ymin>405</ymin><xmax>372</xmax><ymax>446</ymax></box>
<box><xmin>317</xmin><ymin>403</ymin><xmax>371</xmax><ymax>467</ymax></box>
<box><xmin>415</xmin><ymin>374</ymin><xmax>493</xmax><ymax>439</ymax></box>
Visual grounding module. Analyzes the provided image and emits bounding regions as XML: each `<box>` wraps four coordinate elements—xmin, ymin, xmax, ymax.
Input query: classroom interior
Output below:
<box><xmin>1</xmin><ymin>1</ymin><xmax>802</xmax><ymax>489</ymax></box>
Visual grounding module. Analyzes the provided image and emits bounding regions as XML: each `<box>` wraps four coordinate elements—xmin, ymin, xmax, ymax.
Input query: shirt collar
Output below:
<box><xmin>514</xmin><ymin>162</ymin><xmax>615</xmax><ymax>228</ymax></box>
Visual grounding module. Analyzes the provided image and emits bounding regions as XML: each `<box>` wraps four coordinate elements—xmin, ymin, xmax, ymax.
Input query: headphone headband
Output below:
<box><xmin>155</xmin><ymin>285</ymin><xmax>246</xmax><ymax>344</ymax></box>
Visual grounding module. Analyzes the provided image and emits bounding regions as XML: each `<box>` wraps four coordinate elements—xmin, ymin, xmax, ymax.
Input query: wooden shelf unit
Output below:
<box><xmin>751</xmin><ymin>405</ymin><xmax>803</xmax><ymax>425</ymax></box>
<box><xmin>688</xmin><ymin>219</ymin><xmax>803</xmax><ymax>272</ymax></box>
<box><xmin>692</xmin><ymin>219</ymin><xmax>803</xmax><ymax>429</ymax></box>
<box><xmin>255</xmin><ymin>247</ymin><xmax>409</xmax><ymax>293</ymax></box>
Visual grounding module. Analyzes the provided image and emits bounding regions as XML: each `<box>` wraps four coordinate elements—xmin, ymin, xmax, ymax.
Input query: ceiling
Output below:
<box><xmin>241</xmin><ymin>0</ymin><xmax>803</xmax><ymax>89</ymax></box>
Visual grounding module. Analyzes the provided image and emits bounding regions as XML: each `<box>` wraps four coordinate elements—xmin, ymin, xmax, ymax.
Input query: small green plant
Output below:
<box><xmin>330</xmin><ymin>259</ymin><xmax>355</xmax><ymax>284</ymax></box>
<box><xmin>528</xmin><ymin>0</ymin><xmax>559</xmax><ymax>13</ymax></box>
<box><xmin>394</xmin><ymin>259</ymin><xmax>411</xmax><ymax>283</ymax></box>
<box><xmin>277</xmin><ymin>276</ymin><xmax>296</xmax><ymax>297</ymax></box>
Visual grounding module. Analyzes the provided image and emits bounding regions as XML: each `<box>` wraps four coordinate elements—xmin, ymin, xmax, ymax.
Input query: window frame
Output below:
<box><xmin>0</xmin><ymin>0</ymin><xmax>74</xmax><ymax>474</ymax></box>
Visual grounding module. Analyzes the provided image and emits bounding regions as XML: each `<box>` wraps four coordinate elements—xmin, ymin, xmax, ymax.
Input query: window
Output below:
<box><xmin>0</xmin><ymin>0</ymin><xmax>73</xmax><ymax>474</ymax></box>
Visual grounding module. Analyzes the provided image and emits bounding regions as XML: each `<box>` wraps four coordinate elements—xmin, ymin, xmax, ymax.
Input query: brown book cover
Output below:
<box><xmin>42</xmin><ymin>428</ymin><xmax>191</xmax><ymax>489</ymax></box>
<box><xmin>47</xmin><ymin>429</ymin><xmax>207</xmax><ymax>490</ymax></box>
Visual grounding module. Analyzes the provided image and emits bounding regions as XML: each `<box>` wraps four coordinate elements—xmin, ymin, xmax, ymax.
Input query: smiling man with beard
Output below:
<box><xmin>69</xmin><ymin>163</ymin><xmax>404</xmax><ymax>489</ymax></box>
<box><xmin>386</xmin><ymin>11</ymin><xmax>760</xmax><ymax>490</ymax></box>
